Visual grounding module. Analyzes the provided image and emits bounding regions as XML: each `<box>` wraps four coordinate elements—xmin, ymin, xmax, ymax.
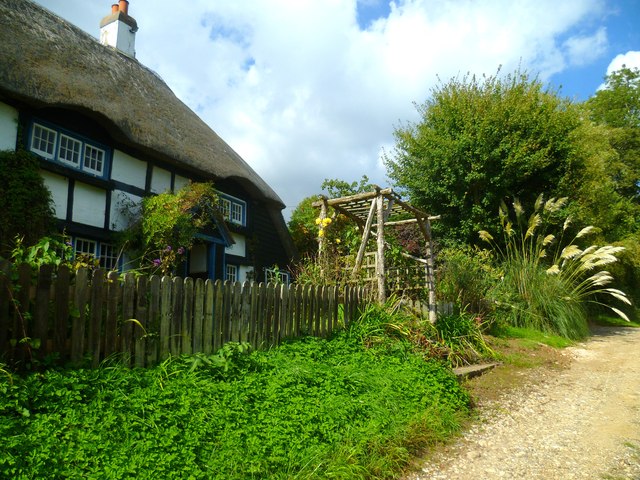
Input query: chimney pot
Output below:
<box><xmin>111</xmin><ymin>4</ymin><xmax>119</xmax><ymax>14</ymax></box>
<box><xmin>118</xmin><ymin>0</ymin><xmax>129</xmax><ymax>15</ymax></box>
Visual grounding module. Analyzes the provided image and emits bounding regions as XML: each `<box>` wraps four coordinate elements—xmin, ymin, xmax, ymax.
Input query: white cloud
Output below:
<box><xmin>563</xmin><ymin>27</ymin><xmax>608</xmax><ymax>67</ymax></box>
<box><xmin>606</xmin><ymin>50</ymin><xmax>640</xmax><ymax>75</ymax></box>
<box><xmin>34</xmin><ymin>0</ymin><xmax>612</xmax><ymax>218</ymax></box>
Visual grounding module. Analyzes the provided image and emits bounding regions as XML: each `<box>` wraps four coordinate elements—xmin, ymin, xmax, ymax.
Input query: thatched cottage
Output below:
<box><xmin>0</xmin><ymin>0</ymin><xmax>296</xmax><ymax>282</ymax></box>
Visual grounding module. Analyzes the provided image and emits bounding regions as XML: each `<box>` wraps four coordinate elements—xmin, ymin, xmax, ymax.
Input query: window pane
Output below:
<box><xmin>75</xmin><ymin>238</ymin><xmax>97</xmax><ymax>256</ymax></box>
<box><xmin>231</xmin><ymin>203</ymin><xmax>243</xmax><ymax>224</ymax></box>
<box><xmin>30</xmin><ymin>124</ymin><xmax>57</xmax><ymax>159</ymax></box>
<box><xmin>84</xmin><ymin>144</ymin><xmax>105</xmax><ymax>175</ymax></box>
<box><xmin>99</xmin><ymin>243</ymin><xmax>118</xmax><ymax>270</ymax></box>
<box><xmin>225</xmin><ymin>264</ymin><xmax>237</xmax><ymax>282</ymax></box>
<box><xmin>58</xmin><ymin>134</ymin><xmax>81</xmax><ymax>166</ymax></box>
<box><xmin>221</xmin><ymin>198</ymin><xmax>231</xmax><ymax>221</ymax></box>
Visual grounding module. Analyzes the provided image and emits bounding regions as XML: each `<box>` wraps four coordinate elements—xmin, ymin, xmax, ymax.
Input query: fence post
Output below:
<box><xmin>104</xmin><ymin>270</ymin><xmax>121</xmax><ymax>358</ymax></box>
<box><xmin>134</xmin><ymin>275</ymin><xmax>149</xmax><ymax>367</ymax></box>
<box><xmin>182</xmin><ymin>277</ymin><xmax>194</xmax><ymax>355</ymax></box>
<box><xmin>53</xmin><ymin>265</ymin><xmax>71</xmax><ymax>357</ymax></box>
<box><xmin>202</xmin><ymin>279</ymin><xmax>214</xmax><ymax>355</ymax></box>
<box><xmin>147</xmin><ymin>275</ymin><xmax>161</xmax><ymax>365</ymax></box>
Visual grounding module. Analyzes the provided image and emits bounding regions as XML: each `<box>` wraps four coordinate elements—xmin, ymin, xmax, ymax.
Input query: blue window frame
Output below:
<box><xmin>29</xmin><ymin>120</ymin><xmax>110</xmax><ymax>178</ymax></box>
<box><xmin>219</xmin><ymin>193</ymin><xmax>247</xmax><ymax>226</ymax></box>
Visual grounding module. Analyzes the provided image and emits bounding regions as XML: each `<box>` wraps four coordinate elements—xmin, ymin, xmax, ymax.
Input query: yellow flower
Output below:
<box><xmin>335</xmin><ymin>238</ymin><xmax>341</xmax><ymax>244</ymax></box>
<box><xmin>315</xmin><ymin>217</ymin><xmax>322</xmax><ymax>225</ymax></box>
<box><xmin>318</xmin><ymin>229</ymin><xmax>325</xmax><ymax>237</ymax></box>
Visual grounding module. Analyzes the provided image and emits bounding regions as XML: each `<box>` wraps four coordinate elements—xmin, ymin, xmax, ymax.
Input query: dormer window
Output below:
<box><xmin>219</xmin><ymin>194</ymin><xmax>246</xmax><ymax>226</ymax></box>
<box><xmin>29</xmin><ymin>121</ymin><xmax>109</xmax><ymax>177</ymax></box>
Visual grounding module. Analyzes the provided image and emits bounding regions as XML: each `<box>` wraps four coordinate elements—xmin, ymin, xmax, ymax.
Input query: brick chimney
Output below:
<box><xmin>99</xmin><ymin>1</ymin><xmax>138</xmax><ymax>58</ymax></box>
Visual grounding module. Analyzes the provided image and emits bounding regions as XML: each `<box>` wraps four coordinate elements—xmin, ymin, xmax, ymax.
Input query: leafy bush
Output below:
<box><xmin>436</xmin><ymin>245</ymin><xmax>499</xmax><ymax>313</ymax></box>
<box><xmin>480</xmin><ymin>195</ymin><xmax>631</xmax><ymax>339</ymax></box>
<box><xmin>117</xmin><ymin>182</ymin><xmax>218</xmax><ymax>275</ymax></box>
<box><xmin>435</xmin><ymin>312</ymin><xmax>496</xmax><ymax>366</ymax></box>
<box><xmin>0</xmin><ymin>310</ymin><xmax>470</xmax><ymax>479</ymax></box>
<box><xmin>0</xmin><ymin>150</ymin><xmax>56</xmax><ymax>257</ymax></box>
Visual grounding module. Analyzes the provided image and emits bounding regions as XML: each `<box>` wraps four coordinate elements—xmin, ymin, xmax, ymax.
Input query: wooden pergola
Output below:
<box><xmin>312</xmin><ymin>186</ymin><xmax>439</xmax><ymax>322</ymax></box>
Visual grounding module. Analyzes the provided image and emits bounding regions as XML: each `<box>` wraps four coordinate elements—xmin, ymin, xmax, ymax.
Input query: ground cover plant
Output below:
<box><xmin>0</xmin><ymin>305</ymin><xmax>470</xmax><ymax>480</ymax></box>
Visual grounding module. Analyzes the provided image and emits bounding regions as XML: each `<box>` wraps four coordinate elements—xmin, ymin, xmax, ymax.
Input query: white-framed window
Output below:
<box><xmin>30</xmin><ymin>124</ymin><xmax>57</xmax><ymax>159</ymax></box>
<box><xmin>29</xmin><ymin>121</ymin><xmax>109</xmax><ymax>177</ymax></box>
<box><xmin>265</xmin><ymin>267</ymin><xmax>290</xmax><ymax>285</ymax></box>
<box><xmin>221</xmin><ymin>198</ymin><xmax>231</xmax><ymax>221</ymax></box>
<box><xmin>83</xmin><ymin>144</ymin><xmax>105</xmax><ymax>175</ymax></box>
<box><xmin>58</xmin><ymin>134</ymin><xmax>82</xmax><ymax>167</ymax></box>
<box><xmin>219</xmin><ymin>194</ymin><xmax>246</xmax><ymax>226</ymax></box>
<box><xmin>99</xmin><ymin>243</ymin><xmax>118</xmax><ymax>270</ymax></box>
<box><xmin>74</xmin><ymin>237</ymin><xmax>118</xmax><ymax>270</ymax></box>
<box><xmin>75</xmin><ymin>238</ymin><xmax>97</xmax><ymax>257</ymax></box>
<box><xmin>225</xmin><ymin>264</ymin><xmax>238</xmax><ymax>282</ymax></box>
<box><xmin>231</xmin><ymin>202</ymin><xmax>243</xmax><ymax>224</ymax></box>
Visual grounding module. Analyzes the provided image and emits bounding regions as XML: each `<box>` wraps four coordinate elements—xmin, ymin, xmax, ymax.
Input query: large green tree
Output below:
<box><xmin>288</xmin><ymin>176</ymin><xmax>374</xmax><ymax>258</ymax></box>
<box><xmin>586</xmin><ymin>66</ymin><xmax>640</xmax><ymax>203</ymax></box>
<box><xmin>385</xmin><ymin>70</ymin><xmax>582</xmax><ymax>244</ymax></box>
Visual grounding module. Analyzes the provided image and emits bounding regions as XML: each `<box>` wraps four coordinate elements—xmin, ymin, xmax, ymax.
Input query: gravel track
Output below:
<box><xmin>408</xmin><ymin>327</ymin><xmax>640</xmax><ymax>480</ymax></box>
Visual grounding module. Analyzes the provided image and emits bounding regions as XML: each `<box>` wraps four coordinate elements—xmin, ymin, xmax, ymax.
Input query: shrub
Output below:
<box><xmin>436</xmin><ymin>245</ymin><xmax>499</xmax><ymax>313</ymax></box>
<box><xmin>434</xmin><ymin>312</ymin><xmax>496</xmax><ymax>366</ymax></box>
<box><xmin>480</xmin><ymin>195</ymin><xmax>631</xmax><ymax>339</ymax></box>
<box><xmin>0</xmin><ymin>150</ymin><xmax>56</xmax><ymax>257</ymax></box>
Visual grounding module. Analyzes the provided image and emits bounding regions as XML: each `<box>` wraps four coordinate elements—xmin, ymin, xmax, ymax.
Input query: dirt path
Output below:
<box><xmin>409</xmin><ymin>327</ymin><xmax>640</xmax><ymax>480</ymax></box>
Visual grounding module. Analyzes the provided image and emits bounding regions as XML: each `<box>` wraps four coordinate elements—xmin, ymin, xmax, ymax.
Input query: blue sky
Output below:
<box><xmin>33</xmin><ymin>0</ymin><xmax>640</xmax><ymax>217</ymax></box>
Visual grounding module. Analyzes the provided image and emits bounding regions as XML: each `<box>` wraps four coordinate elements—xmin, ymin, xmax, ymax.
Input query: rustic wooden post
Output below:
<box><xmin>71</xmin><ymin>267</ymin><xmax>90</xmax><ymax>363</ymax></box>
<box><xmin>318</xmin><ymin>197</ymin><xmax>328</xmax><ymax>279</ymax></box>
<box><xmin>121</xmin><ymin>273</ymin><xmax>136</xmax><ymax>365</ymax></box>
<box><xmin>375</xmin><ymin>192</ymin><xmax>386</xmax><ymax>304</ymax></box>
<box><xmin>181</xmin><ymin>277</ymin><xmax>194</xmax><ymax>355</ymax></box>
<box><xmin>213</xmin><ymin>280</ymin><xmax>224</xmax><ymax>351</ymax></box>
<box><xmin>416</xmin><ymin>217</ymin><xmax>437</xmax><ymax>323</ymax></box>
<box><xmin>170</xmin><ymin>277</ymin><xmax>183</xmax><ymax>356</ymax></box>
<box><xmin>89</xmin><ymin>269</ymin><xmax>106</xmax><ymax>367</ymax></box>
<box><xmin>202</xmin><ymin>279</ymin><xmax>214</xmax><ymax>355</ymax></box>
<box><xmin>147</xmin><ymin>275</ymin><xmax>161</xmax><ymax>365</ymax></box>
<box><xmin>104</xmin><ymin>271</ymin><xmax>121</xmax><ymax>358</ymax></box>
<box><xmin>34</xmin><ymin>264</ymin><xmax>53</xmax><ymax>356</ymax></box>
<box><xmin>193</xmin><ymin>278</ymin><xmax>205</xmax><ymax>354</ymax></box>
<box><xmin>134</xmin><ymin>275</ymin><xmax>149</xmax><ymax>367</ymax></box>
<box><xmin>352</xmin><ymin>198</ymin><xmax>377</xmax><ymax>278</ymax></box>
<box><xmin>53</xmin><ymin>265</ymin><xmax>71</xmax><ymax>357</ymax></box>
<box><xmin>159</xmin><ymin>276</ymin><xmax>172</xmax><ymax>360</ymax></box>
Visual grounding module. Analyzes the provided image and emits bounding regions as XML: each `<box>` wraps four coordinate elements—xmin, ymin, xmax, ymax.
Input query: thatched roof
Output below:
<box><xmin>0</xmin><ymin>0</ymin><xmax>284</xmax><ymax>207</ymax></box>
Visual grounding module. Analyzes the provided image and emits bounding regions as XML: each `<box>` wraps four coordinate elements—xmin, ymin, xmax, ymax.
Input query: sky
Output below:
<box><xmin>33</xmin><ymin>0</ymin><xmax>640</xmax><ymax>219</ymax></box>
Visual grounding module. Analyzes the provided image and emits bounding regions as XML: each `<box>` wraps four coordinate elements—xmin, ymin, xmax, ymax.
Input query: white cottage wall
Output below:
<box><xmin>0</xmin><ymin>102</ymin><xmax>18</xmax><ymax>150</ymax></box>
<box><xmin>225</xmin><ymin>234</ymin><xmax>246</xmax><ymax>257</ymax></box>
<box><xmin>111</xmin><ymin>149</ymin><xmax>147</xmax><ymax>189</ymax></box>
<box><xmin>40</xmin><ymin>170</ymin><xmax>68</xmax><ymax>219</ymax></box>
<box><xmin>151</xmin><ymin>166</ymin><xmax>172</xmax><ymax>193</ymax></box>
<box><xmin>110</xmin><ymin>190</ymin><xmax>142</xmax><ymax>231</ymax></box>
<box><xmin>72</xmin><ymin>182</ymin><xmax>106</xmax><ymax>228</ymax></box>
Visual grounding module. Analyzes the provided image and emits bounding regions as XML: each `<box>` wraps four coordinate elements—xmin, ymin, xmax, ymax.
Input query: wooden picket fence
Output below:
<box><xmin>0</xmin><ymin>260</ymin><xmax>372</xmax><ymax>367</ymax></box>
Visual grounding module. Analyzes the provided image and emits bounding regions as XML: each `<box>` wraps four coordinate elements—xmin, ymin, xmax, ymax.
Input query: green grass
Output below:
<box><xmin>493</xmin><ymin>325</ymin><xmax>574</xmax><ymax>348</ymax></box>
<box><xmin>591</xmin><ymin>313</ymin><xmax>640</xmax><ymax>328</ymax></box>
<box><xmin>0</xmin><ymin>310</ymin><xmax>470</xmax><ymax>479</ymax></box>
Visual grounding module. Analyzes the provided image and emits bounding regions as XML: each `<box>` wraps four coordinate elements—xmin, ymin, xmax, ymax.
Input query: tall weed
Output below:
<box><xmin>480</xmin><ymin>195</ymin><xmax>631</xmax><ymax>339</ymax></box>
